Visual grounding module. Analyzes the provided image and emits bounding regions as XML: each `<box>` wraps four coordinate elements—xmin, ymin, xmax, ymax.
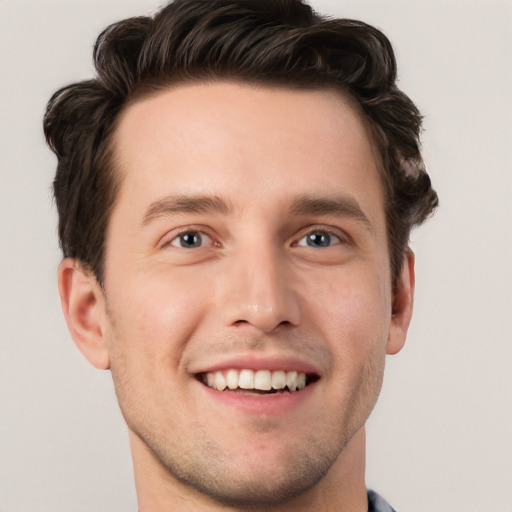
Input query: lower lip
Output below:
<box><xmin>198</xmin><ymin>381</ymin><xmax>318</xmax><ymax>416</ymax></box>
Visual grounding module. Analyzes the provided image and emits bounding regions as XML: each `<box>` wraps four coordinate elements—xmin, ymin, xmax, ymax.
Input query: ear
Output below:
<box><xmin>386</xmin><ymin>249</ymin><xmax>415</xmax><ymax>355</ymax></box>
<box><xmin>57</xmin><ymin>258</ymin><xmax>110</xmax><ymax>369</ymax></box>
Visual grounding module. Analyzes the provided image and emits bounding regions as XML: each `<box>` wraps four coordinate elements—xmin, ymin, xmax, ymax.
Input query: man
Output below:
<box><xmin>44</xmin><ymin>0</ymin><xmax>438</xmax><ymax>510</ymax></box>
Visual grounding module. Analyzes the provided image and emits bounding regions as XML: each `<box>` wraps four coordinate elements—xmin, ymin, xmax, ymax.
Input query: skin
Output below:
<box><xmin>58</xmin><ymin>82</ymin><xmax>415</xmax><ymax>511</ymax></box>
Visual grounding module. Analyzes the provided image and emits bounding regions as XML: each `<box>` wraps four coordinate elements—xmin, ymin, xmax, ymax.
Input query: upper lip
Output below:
<box><xmin>189</xmin><ymin>353</ymin><xmax>321</xmax><ymax>377</ymax></box>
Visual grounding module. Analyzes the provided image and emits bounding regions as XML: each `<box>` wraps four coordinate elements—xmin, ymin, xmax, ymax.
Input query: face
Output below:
<box><xmin>85</xmin><ymin>82</ymin><xmax>411</xmax><ymax>506</ymax></box>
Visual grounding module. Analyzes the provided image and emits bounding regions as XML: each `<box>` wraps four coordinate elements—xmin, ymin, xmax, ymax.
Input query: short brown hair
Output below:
<box><xmin>44</xmin><ymin>0</ymin><xmax>438</xmax><ymax>286</ymax></box>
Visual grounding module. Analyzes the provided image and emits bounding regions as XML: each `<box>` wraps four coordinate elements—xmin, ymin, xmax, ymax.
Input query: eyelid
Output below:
<box><xmin>159</xmin><ymin>225</ymin><xmax>218</xmax><ymax>249</ymax></box>
<box><xmin>157</xmin><ymin>224</ymin><xmax>350</xmax><ymax>249</ymax></box>
<box><xmin>292</xmin><ymin>225</ymin><xmax>350</xmax><ymax>247</ymax></box>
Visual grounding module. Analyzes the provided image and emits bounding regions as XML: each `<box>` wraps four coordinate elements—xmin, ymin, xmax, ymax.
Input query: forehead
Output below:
<box><xmin>111</xmin><ymin>81</ymin><xmax>383</xmax><ymax>224</ymax></box>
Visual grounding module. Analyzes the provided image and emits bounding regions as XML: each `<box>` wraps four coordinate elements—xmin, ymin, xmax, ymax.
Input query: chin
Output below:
<box><xmin>174</xmin><ymin>456</ymin><xmax>331</xmax><ymax>507</ymax></box>
<box><xmin>147</xmin><ymin>430</ymin><xmax>343</xmax><ymax>508</ymax></box>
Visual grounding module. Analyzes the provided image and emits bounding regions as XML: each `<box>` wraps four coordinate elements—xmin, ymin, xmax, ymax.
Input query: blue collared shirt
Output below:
<box><xmin>368</xmin><ymin>490</ymin><xmax>397</xmax><ymax>512</ymax></box>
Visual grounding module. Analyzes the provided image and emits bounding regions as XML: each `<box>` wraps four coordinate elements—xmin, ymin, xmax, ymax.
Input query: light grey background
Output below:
<box><xmin>1</xmin><ymin>1</ymin><xmax>511</xmax><ymax>511</ymax></box>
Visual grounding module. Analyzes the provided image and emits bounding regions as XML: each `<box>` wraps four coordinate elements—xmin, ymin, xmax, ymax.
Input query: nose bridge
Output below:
<box><xmin>220</xmin><ymin>240</ymin><xmax>301</xmax><ymax>333</ymax></box>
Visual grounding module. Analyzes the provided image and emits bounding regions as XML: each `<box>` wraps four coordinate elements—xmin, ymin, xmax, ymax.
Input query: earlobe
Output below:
<box><xmin>58</xmin><ymin>258</ymin><xmax>110</xmax><ymax>370</ymax></box>
<box><xmin>386</xmin><ymin>250</ymin><xmax>415</xmax><ymax>355</ymax></box>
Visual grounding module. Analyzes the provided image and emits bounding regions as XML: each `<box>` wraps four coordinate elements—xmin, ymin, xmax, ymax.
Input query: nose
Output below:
<box><xmin>219</xmin><ymin>245</ymin><xmax>302</xmax><ymax>334</ymax></box>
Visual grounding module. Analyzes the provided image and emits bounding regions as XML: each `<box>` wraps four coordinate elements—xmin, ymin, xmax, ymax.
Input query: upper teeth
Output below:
<box><xmin>204</xmin><ymin>369</ymin><xmax>307</xmax><ymax>392</ymax></box>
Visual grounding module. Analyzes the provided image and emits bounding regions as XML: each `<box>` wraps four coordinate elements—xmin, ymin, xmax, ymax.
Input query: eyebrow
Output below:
<box><xmin>141</xmin><ymin>192</ymin><xmax>373</xmax><ymax>230</ymax></box>
<box><xmin>141</xmin><ymin>194</ymin><xmax>235</xmax><ymax>226</ymax></box>
<box><xmin>289</xmin><ymin>194</ymin><xmax>373</xmax><ymax>230</ymax></box>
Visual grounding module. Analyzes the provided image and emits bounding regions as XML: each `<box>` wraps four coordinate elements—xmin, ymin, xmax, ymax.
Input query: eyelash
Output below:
<box><xmin>161</xmin><ymin>228</ymin><xmax>218</xmax><ymax>249</ymax></box>
<box><xmin>294</xmin><ymin>229</ymin><xmax>345</xmax><ymax>248</ymax></box>
<box><xmin>161</xmin><ymin>226</ymin><xmax>348</xmax><ymax>250</ymax></box>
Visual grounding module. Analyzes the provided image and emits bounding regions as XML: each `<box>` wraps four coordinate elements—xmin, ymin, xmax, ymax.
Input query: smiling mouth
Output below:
<box><xmin>197</xmin><ymin>369</ymin><xmax>320</xmax><ymax>395</ymax></box>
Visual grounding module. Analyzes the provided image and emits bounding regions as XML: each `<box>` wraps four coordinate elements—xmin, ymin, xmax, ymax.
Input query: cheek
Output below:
<box><xmin>296</xmin><ymin>268</ymin><xmax>390</xmax><ymax>435</ymax></box>
<box><xmin>304</xmin><ymin>266</ymin><xmax>391</xmax><ymax>358</ymax></box>
<box><xmin>103</xmin><ymin>272</ymin><xmax>211</xmax><ymax>429</ymax></box>
<box><xmin>105</xmin><ymin>269</ymin><xmax>211</xmax><ymax>369</ymax></box>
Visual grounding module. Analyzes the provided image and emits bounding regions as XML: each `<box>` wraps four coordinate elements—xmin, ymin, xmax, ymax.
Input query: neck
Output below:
<box><xmin>131</xmin><ymin>427</ymin><xmax>368</xmax><ymax>512</ymax></box>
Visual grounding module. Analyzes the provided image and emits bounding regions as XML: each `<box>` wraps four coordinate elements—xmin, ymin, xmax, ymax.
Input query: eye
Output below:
<box><xmin>169</xmin><ymin>230</ymin><xmax>213</xmax><ymax>249</ymax></box>
<box><xmin>296</xmin><ymin>230</ymin><xmax>342</xmax><ymax>248</ymax></box>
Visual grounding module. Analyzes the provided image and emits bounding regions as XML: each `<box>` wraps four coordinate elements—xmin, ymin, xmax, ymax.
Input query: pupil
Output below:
<box><xmin>307</xmin><ymin>232</ymin><xmax>330</xmax><ymax>247</ymax></box>
<box><xmin>181</xmin><ymin>232</ymin><xmax>201</xmax><ymax>248</ymax></box>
